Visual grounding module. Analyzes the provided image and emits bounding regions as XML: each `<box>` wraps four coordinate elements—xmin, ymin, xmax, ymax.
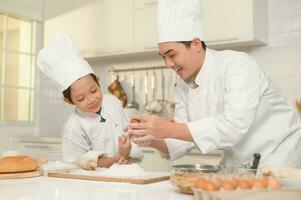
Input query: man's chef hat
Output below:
<box><xmin>37</xmin><ymin>33</ymin><xmax>94</xmax><ymax>91</ymax></box>
<box><xmin>157</xmin><ymin>0</ymin><xmax>204</xmax><ymax>43</ymax></box>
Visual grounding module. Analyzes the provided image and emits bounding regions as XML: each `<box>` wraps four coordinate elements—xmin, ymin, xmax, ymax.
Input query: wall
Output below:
<box><xmin>38</xmin><ymin>0</ymin><xmax>301</xmax><ymax>137</ymax></box>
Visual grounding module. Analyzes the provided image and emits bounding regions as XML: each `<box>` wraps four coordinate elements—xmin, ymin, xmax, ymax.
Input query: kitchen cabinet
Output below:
<box><xmin>44</xmin><ymin>0</ymin><xmax>267</xmax><ymax>59</ymax></box>
<box><xmin>93</xmin><ymin>0</ymin><xmax>134</xmax><ymax>56</ymax></box>
<box><xmin>203</xmin><ymin>0</ymin><xmax>268</xmax><ymax>49</ymax></box>
<box><xmin>44</xmin><ymin>0</ymin><xmax>134</xmax><ymax>58</ymax></box>
<box><xmin>133</xmin><ymin>0</ymin><xmax>158</xmax><ymax>52</ymax></box>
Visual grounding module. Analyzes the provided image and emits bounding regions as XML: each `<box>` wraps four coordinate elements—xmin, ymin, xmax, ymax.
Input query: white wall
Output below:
<box><xmin>37</xmin><ymin>0</ymin><xmax>301</xmax><ymax>137</ymax></box>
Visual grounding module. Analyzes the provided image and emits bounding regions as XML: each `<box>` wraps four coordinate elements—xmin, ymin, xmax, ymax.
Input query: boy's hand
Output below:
<box><xmin>77</xmin><ymin>156</ymin><xmax>97</xmax><ymax>170</ymax></box>
<box><xmin>118</xmin><ymin>135</ymin><xmax>131</xmax><ymax>159</ymax></box>
<box><xmin>117</xmin><ymin>156</ymin><xmax>129</xmax><ymax>165</ymax></box>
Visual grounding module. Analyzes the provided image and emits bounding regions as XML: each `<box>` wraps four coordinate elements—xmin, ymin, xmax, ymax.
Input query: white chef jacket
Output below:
<box><xmin>165</xmin><ymin>49</ymin><xmax>301</xmax><ymax>168</ymax></box>
<box><xmin>62</xmin><ymin>94</ymin><xmax>143</xmax><ymax>163</ymax></box>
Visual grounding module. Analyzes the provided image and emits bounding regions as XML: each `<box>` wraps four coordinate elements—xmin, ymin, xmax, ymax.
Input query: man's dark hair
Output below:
<box><xmin>63</xmin><ymin>73</ymin><xmax>99</xmax><ymax>103</ymax></box>
<box><xmin>179</xmin><ymin>41</ymin><xmax>206</xmax><ymax>51</ymax></box>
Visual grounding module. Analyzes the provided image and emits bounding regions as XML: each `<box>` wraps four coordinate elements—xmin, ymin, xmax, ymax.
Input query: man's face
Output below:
<box><xmin>70</xmin><ymin>75</ymin><xmax>103</xmax><ymax>113</ymax></box>
<box><xmin>158</xmin><ymin>40</ymin><xmax>204</xmax><ymax>82</ymax></box>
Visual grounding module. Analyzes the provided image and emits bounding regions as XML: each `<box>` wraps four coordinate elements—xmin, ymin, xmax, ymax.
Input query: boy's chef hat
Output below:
<box><xmin>157</xmin><ymin>0</ymin><xmax>204</xmax><ymax>43</ymax></box>
<box><xmin>37</xmin><ymin>33</ymin><xmax>94</xmax><ymax>91</ymax></box>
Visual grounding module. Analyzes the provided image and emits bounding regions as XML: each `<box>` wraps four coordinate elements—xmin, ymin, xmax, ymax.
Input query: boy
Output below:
<box><xmin>37</xmin><ymin>33</ymin><xmax>143</xmax><ymax>170</ymax></box>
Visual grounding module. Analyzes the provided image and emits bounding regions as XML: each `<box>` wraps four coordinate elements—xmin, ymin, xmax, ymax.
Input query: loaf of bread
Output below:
<box><xmin>0</xmin><ymin>156</ymin><xmax>38</xmax><ymax>173</ymax></box>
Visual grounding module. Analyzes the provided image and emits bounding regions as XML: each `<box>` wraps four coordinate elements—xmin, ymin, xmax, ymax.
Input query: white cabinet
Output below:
<box><xmin>203</xmin><ymin>0</ymin><xmax>268</xmax><ymax>48</ymax></box>
<box><xmin>44</xmin><ymin>2</ymin><xmax>99</xmax><ymax>57</ymax></box>
<box><xmin>93</xmin><ymin>0</ymin><xmax>134</xmax><ymax>56</ymax></box>
<box><xmin>44</xmin><ymin>0</ymin><xmax>267</xmax><ymax>59</ymax></box>
<box><xmin>133</xmin><ymin>0</ymin><xmax>158</xmax><ymax>51</ymax></box>
<box><xmin>44</xmin><ymin>0</ymin><xmax>134</xmax><ymax>58</ymax></box>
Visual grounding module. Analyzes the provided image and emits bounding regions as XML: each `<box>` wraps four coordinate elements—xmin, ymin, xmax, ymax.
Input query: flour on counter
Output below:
<box><xmin>101</xmin><ymin>164</ymin><xmax>146</xmax><ymax>177</ymax></box>
<box><xmin>68</xmin><ymin>164</ymin><xmax>147</xmax><ymax>177</ymax></box>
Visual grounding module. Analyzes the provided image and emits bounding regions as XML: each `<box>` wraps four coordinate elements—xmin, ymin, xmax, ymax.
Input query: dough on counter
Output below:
<box><xmin>0</xmin><ymin>156</ymin><xmax>38</xmax><ymax>173</ymax></box>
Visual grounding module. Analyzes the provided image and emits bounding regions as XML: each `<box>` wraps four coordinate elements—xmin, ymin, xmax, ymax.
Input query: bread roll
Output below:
<box><xmin>0</xmin><ymin>156</ymin><xmax>38</xmax><ymax>173</ymax></box>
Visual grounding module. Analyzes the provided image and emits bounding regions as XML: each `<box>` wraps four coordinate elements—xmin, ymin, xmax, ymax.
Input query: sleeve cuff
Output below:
<box><xmin>129</xmin><ymin>143</ymin><xmax>144</xmax><ymax>160</ymax></box>
<box><xmin>187</xmin><ymin>117</ymin><xmax>219</xmax><ymax>154</ymax></box>
<box><xmin>164</xmin><ymin>138</ymin><xmax>194</xmax><ymax>161</ymax></box>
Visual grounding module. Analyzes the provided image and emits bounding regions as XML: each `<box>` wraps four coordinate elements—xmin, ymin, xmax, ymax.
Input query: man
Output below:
<box><xmin>127</xmin><ymin>0</ymin><xmax>301</xmax><ymax>168</ymax></box>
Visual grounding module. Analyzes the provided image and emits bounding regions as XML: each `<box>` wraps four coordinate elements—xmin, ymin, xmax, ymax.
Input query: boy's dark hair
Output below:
<box><xmin>63</xmin><ymin>73</ymin><xmax>99</xmax><ymax>103</ymax></box>
<box><xmin>179</xmin><ymin>41</ymin><xmax>206</xmax><ymax>51</ymax></box>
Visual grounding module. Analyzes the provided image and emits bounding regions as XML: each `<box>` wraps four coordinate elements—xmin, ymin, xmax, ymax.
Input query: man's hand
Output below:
<box><xmin>125</xmin><ymin>115</ymin><xmax>193</xmax><ymax>142</ymax></box>
<box><xmin>118</xmin><ymin>135</ymin><xmax>131</xmax><ymax>159</ymax></box>
<box><xmin>126</xmin><ymin>115</ymin><xmax>173</xmax><ymax>139</ymax></box>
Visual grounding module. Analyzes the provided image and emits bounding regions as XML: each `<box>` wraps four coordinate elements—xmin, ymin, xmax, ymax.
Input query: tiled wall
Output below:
<box><xmin>247</xmin><ymin>0</ymin><xmax>301</xmax><ymax>103</ymax></box>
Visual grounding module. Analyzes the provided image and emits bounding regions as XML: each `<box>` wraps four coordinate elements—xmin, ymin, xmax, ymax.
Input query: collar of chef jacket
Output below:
<box><xmin>76</xmin><ymin>108</ymin><xmax>106</xmax><ymax>123</ymax></box>
<box><xmin>188</xmin><ymin>49</ymin><xmax>214</xmax><ymax>95</ymax></box>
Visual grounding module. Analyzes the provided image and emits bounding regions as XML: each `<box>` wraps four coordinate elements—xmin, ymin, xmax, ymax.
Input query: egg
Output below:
<box><xmin>252</xmin><ymin>178</ymin><xmax>268</xmax><ymax>189</ymax></box>
<box><xmin>236</xmin><ymin>179</ymin><xmax>253</xmax><ymax>190</ymax></box>
<box><xmin>266</xmin><ymin>177</ymin><xmax>282</xmax><ymax>189</ymax></box>
<box><xmin>194</xmin><ymin>178</ymin><xmax>208</xmax><ymax>190</ymax></box>
<box><xmin>203</xmin><ymin>180</ymin><xmax>220</xmax><ymax>192</ymax></box>
<box><xmin>220</xmin><ymin>179</ymin><xmax>237</xmax><ymax>191</ymax></box>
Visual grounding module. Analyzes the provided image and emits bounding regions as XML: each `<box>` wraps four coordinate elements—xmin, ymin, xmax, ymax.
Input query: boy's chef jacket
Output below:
<box><xmin>63</xmin><ymin>94</ymin><xmax>143</xmax><ymax>163</ymax></box>
<box><xmin>164</xmin><ymin>49</ymin><xmax>301</xmax><ymax>168</ymax></box>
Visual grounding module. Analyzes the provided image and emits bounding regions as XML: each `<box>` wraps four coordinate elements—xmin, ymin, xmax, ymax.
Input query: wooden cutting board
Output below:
<box><xmin>48</xmin><ymin>171</ymin><xmax>170</xmax><ymax>184</ymax></box>
<box><xmin>0</xmin><ymin>169</ymin><xmax>43</xmax><ymax>179</ymax></box>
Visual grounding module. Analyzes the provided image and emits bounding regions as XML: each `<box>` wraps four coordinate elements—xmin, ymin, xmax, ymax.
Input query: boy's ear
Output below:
<box><xmin>97</xmin><ymin>76</ymin><xmax>100</xmax><ymax>82</ymax></box>
<box><xmin>64</xmin><ymin>97</ymin><xmax>73</xmax><ymax>105</ymax></box>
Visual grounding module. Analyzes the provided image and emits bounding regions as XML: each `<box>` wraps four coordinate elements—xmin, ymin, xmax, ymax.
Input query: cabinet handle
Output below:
<box><xmin>94</xmin><ymin>50</ymin><xmax>123</xmax><ymax>54</ymax></box>
<box><xmin>206</xmin><ymin>37</ymin><xmax>239</xmax><ymax>43</ymax></box>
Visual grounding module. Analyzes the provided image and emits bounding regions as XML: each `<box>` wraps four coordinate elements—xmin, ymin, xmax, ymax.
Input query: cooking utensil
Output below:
<box><xmin>172</xmin><ymin>164</ymin><xmax>221</xmax><ymax>174</ymax></box>
<box><xmin>251</xmin><ymin>153</ymin><xmax>261</xmax><ymax>170</ymax></box>
<box><xmin>159</xmin><ymin>69</ymin><xmax>175</xmax><ymax>119</ymax></box>
<box><xmin>125</xmin><ymin>72</ymin><xmax>139</xmax><ymax>110</ymax></box>
<box><xmin>108</xmin><ymin>74</ymin><xmax>128</xmax><ymax>107</ymax></box>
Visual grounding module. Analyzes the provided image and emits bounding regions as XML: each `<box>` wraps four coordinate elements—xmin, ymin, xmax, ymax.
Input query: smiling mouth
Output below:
<box><xmin>89</xmin><ymin>102</ymin><xmax>100</xmax><ymax>109</ymax></box>
<box><xmin>175</xmin><ymin>67</ymin><xmax>183</xmax><ymax>74</ymax></box>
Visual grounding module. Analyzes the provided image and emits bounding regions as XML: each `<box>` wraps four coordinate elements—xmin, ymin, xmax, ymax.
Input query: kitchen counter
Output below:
<box><xmin>0</xmin><ymin>176</ymin><xmax>192</xmax><ymax>200</ymax></box>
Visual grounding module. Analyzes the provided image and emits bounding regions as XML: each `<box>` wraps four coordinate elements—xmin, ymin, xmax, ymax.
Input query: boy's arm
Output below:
<box><xmin>97</xmin><ymin>155</ymin><xmax>119</xmax><ymax>168</ymax></box>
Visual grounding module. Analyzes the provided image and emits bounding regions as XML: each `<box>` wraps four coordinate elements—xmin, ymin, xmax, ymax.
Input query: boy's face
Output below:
<box><xmin>70</xmin><ymin>75</ymin><xmax>103</xmax><ymax>113</ymax></box>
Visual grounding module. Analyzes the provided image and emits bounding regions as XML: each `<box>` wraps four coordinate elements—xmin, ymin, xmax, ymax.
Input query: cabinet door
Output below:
<box><xmin>203</xmin><ymin>0</ymin><xmax>254</xmax><ymax>45</ymax></box>
<box><xmin>44</xmin><ymin>2</ymin><xmax>98</xmax><ymax>56</ymax></box>
<box><xmin>134</xmin><ymin>1</ymin><xmax>158</xmax><ymax>51</ymax></box>
<box><xmin>44</xmin><ymin>0</ymin><xmax>134</xmax><ymax>57</ymax></box>
<box><xmin>95</xmin><ymin>0</ymin><xmax>134</xmax><ymax>55</ymax></box>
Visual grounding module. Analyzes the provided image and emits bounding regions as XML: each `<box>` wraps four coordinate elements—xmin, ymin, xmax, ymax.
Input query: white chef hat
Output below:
<box><xmin>37</xmin><ymin>33</ymin><xmax>94</xmax><ymax>91</ymax></box>
<box><xmin>157</xmin><ymin>0</ymin><xmax>204</xmax><ymax>43</ymax></box>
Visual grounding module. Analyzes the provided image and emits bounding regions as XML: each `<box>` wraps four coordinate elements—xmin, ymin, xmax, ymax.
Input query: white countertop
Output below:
<box><xmin>0</xmin><ymin>176</ymin><xmax>193</xmax><ymax>200</ymax></box>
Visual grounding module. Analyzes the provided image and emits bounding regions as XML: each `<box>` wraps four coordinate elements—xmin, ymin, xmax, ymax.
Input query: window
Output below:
<box><xmin>0</xmin><ymin>13</ymin><xmax>36</xmax><ymax>122</ymax></box>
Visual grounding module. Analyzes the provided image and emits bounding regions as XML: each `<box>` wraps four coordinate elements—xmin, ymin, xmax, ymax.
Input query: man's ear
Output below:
<box><xmin>64</xmin><ymin>97</ymin><xmax>73</xmax><ymax>105</ymax></box>
<box><xmin>191</xmin><ymin>37</ymin><xmax>203</xmax><ymax>52</ymax></box>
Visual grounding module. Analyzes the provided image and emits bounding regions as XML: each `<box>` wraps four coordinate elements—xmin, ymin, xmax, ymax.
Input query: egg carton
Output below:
<box><xmin>192</xmin><ymin>187</ymin><xmax>301</xmax><ymax>200</ymax></box>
